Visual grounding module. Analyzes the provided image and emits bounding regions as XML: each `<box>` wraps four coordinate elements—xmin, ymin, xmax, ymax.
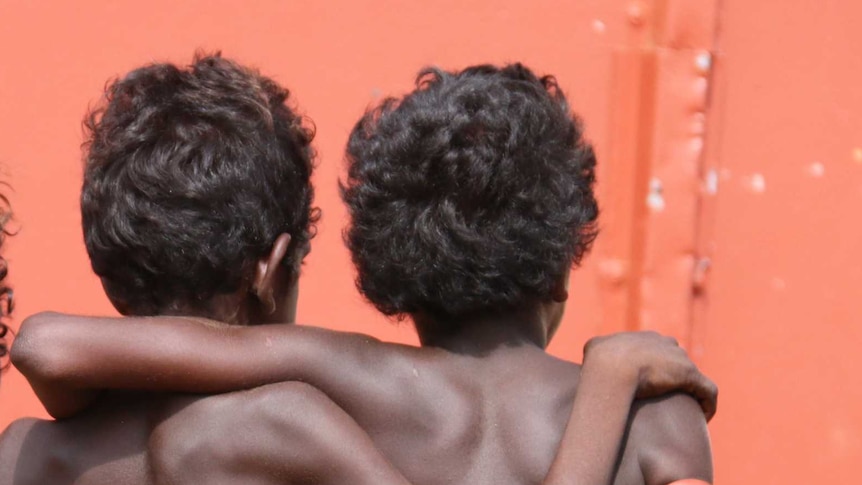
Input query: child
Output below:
<box><xmin>1</xmin><ymin>54</ymin><xmax>416</xmax><ymax>485</ymax></box>
<box><xmin>8</xmin><ymin>57</ymin><xmax>715</xmax><ymax>485</ymax></box>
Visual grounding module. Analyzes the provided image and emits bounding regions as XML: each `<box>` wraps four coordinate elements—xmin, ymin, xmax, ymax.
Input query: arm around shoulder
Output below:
<box><xmin>14</xmin><ymin>311</ymin><xmax>426</xmax><ymax>429</ymax></box>
<box><xmin>11</xmin><ymin>312</ymin><xmax>65</xmax><ymax>379</ymax></box>
<box><xmin>11</xmin><ymin>312</ymin><xmax>101</xmax><ymax>418</ymax></box>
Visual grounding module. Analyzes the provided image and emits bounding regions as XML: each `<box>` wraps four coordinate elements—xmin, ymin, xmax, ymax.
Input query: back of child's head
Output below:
<box><xmin>342</xmin><ymin>63</ymin><xmax>598</xmax><ymax>325</ymax></box>
<box><xmin>82</xmin><ymin>53</ymin><xmax>318</xmax><ymax>316</ymax></box>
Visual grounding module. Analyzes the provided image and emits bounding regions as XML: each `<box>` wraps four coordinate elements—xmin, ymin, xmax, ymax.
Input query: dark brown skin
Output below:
<box><xmin>4</xmin><ymin>312</ymin><xmax>714</xmax><ymax>485</ymax></box>
<box><xmin>0</xmin><ymin>385</ymin><xmax>414</xmax><ymax>485</ymax></box>
<box><xmin>1</xmin><ymin>327</ymin><xmax>414</xmax><ymax>483</ymax></box>
<box><xmin>2</xmin><ymin>237</ymin><xmax>716</xmax><ymax>485</ymax></box>
<box><xmin>0</xmin><ymin>235</ymin><xmax>418</xmax><ymax>485</ymax></box>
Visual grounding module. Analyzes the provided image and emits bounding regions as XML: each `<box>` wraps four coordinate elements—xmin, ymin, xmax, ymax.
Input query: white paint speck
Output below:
<box><xmin>705</xmin><ymin>168</ymin><xmax>719</xmax><ymax>195</ymax></box>
<box><xmin>808</xmin><ymin>162</ymin><xmax>825</xmax><ymax>177</ymax></box>
<box><xmin>749</xmin><ymin>173</ymin><xmax>766</xmax><ymax>193</ymax></box>
<box><xmin>695</xmin><ymin>52</ymin><xmax>712</xmax><ymax>73</ymax></box>
<box><xmin>771</xmin><ymin>277</ymin><xmax>786</xmax><ymax>291</ymax></box>
<box><xmin>646</xmin><ymin>178</ymin><xmax>665</xmax><ymax>211</ymax></box>
<box><xmin>853</xmin><ymin>148</ymin><xmax>862</xmax><ymax>164</ymax></box>
<box><xmin>592</xmin><ymin>19</ymin><xmax>606</xmax><ymax>33</ymax></box>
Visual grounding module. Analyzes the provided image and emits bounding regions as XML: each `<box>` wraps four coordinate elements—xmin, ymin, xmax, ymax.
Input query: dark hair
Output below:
<box><xmin>82</xmin><ymin>53</ymin><xmax>318</xmax><ymax>316</ymax></box>
<box><xmin>342</xmin><ymin>63</ymin><xmax>598</xmax><ymax>322</ymax></box>
<box><xmin>0</xmin><ymin>192</ymin><xmax>13</xmax><ymax>371</ymax></box>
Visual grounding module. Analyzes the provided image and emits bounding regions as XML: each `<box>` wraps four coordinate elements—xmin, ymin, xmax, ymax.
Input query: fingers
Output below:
<box><xmin>670</xmin><ymin>344</ymin><xmax>717</xmax><ymax>421</ymax></box>
<box><xmin>686</xmin><ymin>371</ymin><xmax>718</xmax><ymax>422</ymax></box>
<box><xmin>586</xmin><ymin>331</ymin><xmax>719</xmax><ymax>422</ymax></box>
<box><xmin>673</xmin><ymin>345</ymin><xmax>718</xmax><ymax>421</ymax></box>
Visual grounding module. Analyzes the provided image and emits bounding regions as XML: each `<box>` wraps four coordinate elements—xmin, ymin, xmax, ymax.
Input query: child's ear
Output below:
<box><xmin>551</xmin><ymin>273</ymin><xmax>569</xmax><ymax>303</ymax></box>
<box><xmin>253</xmin><ymin>233</ymin><xmax>292</xmax><ymax>313</ymax></box>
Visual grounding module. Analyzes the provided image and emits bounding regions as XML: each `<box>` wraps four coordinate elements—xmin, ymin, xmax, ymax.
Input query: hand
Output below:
<box><xmin>583</xmin><ymin>331</ymin><xmax>718</xmax><ymax>421</ymax></box>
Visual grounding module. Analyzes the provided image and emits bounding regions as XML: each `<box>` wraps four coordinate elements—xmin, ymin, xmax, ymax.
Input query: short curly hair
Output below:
<box><xmin>343</xmin><ymin>63</ymin><xmax>598</xmax><ymax>322</ymax></box>
<box><xmin>82</xmin><ymin>53</ymin><xmax>318</xmax><ymax>316</ymax></box>
<box><xmin>0</xmin><ymin>192</ymin><xmax>13</xmax><ymax>371</ymax></box>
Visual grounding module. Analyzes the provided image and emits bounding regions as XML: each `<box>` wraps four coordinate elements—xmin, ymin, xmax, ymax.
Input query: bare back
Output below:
<box><xmin>154</xmin><ymin>341</ymin><xmax>711</xmax><ymax>485</ymax></box>
<box><xmin>1</xmin><ymin>385</ymin><xmax>414</xmax><ymax>485</ymax></box>
<box><xmin>369</xmin><ymin>348</ymin><xmax>582</xmax><ymax>484</ymax></box>
<box><xmin>0</xmin><ymin>392</ymin><xmax>169</xmax><ymax>485</ymax></box>
<box><xmin>7</xmin><ymin>315</ymin><xmax>711</xmax><ymax>485</ymax></box>
<box><xmin>336</xmin><ymin>347</ymin><xmax>708</xmax><ymax>485</ymax></box>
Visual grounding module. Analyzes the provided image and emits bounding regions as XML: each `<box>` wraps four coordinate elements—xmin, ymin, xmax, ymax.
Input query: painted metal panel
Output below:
<box><xmin>0</xmin><ymin>1</ymin><xmax>859</xmax><ymax>483</ymax></box>
<box><xmin>693</xmin><ymin>1</ymin><xmax>862</xmax><ymax>482</ymax></box>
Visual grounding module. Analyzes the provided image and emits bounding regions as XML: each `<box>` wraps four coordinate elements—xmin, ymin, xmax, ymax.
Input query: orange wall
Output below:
<box><xmin>0</xmin><ymin>0</ymin><xmax>614</xmax><ymax>428</ymax></box>
<box><xmin>694</xmin><ymin>1</ymin><xmax>862</xmax><ymax>482</ymax></box>
<box><xmin>0</xmin><ymin>1</ymin><xmax>859</xmax><ymax>483</ymax></box>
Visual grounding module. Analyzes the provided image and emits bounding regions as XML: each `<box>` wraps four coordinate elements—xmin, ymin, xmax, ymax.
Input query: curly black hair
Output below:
<box><xmin>0</xmin><ymin>192</ymin><xmax>13</xmax><ymax>371</ymax></box>
<box><xmin>342</xmin><ymin>63</ymin><xmax>598</xmax><ymax>323</ymax></box>
<box><xmin>82</xmin><ymin>53</ymin><xmax>318</xmax><ymax>316</ymax></box>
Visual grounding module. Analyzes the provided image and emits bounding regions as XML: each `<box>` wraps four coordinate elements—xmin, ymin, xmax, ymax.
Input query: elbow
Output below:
<box><xmin>11</xmin><ymin>312</ymin><xmax>69</xmax><ymax>382</ymax></box>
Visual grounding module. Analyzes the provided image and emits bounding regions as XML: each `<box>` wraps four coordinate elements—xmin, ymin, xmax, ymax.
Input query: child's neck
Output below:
<box><xmin>413</xmin><ymin>307</ymin><xmax>549</xmax><ymax>356</ymax></box>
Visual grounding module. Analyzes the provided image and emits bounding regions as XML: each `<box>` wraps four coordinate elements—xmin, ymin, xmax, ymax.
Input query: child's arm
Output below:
<box><xmin>143</xmin><ymin>331</ymin><xmax>712</xmax><ymax>485</ymax></box>
<box><xmin>11</xmin><ymin>312</ymin><xmax>412</xmax><ymax>419</ymax></box>
<box><xmin>543</xmin><ymin>332</ymin><xmax>717</xmax><ymax>485</ymax></box>
<box><xmin>13</xmin><ymin>313</ymin><xmax>717</xmax><ymax>425</ymax></box>
<box><xmin>15</xmin><ymin>312</ymin><xmax>714</xmax><ymax>484</ymax></box>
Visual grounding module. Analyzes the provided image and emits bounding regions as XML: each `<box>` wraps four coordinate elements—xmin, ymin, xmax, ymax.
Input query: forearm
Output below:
<box><xmin>543</xmin><ymin>360</ymin><xmax>636</xmax><ymax>485</ymax></box>
<box><xmin>25</xmin><ymin>377</ymin><xmax>100</xmax><ymax>420</ymax></box>
<box><xmin>12</xmin><ymin>312</ymin><xmax>379</xmax><ymax>417</ymax></box>
<box><xmin>11</xmin><ymin>314</ymin><xmax>107</xmax><ymax>417</ymax></box>
<box><xmin>544</xmin><ymin>331</ymin><xmax>717</xmax><ymax>485</ymax></box>
<box><xmin>14</xmin><ymin>313</ymin><xmax>239</xmax><ymax>392</ymax></box>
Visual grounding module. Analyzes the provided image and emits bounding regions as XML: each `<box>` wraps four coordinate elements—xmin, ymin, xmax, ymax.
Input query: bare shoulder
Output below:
<box><xmin>150</xmin><ymin>382</ymin><xmax>401</xmax><ymax>485</ymax></box>
<box><xmin>286</xmin><ymin>325</ymin><xmax>446</xmax><ymax>423</ymax></box>
<box><xmin>149</xmin><ymin>385</ymin><xmax>311</xmax><ymax>483</ymax></box>
<box><xmin>0</xmin><ymin>418</ymin><xmax>42</xmax><ymax>483</ymax></box>
<box><xmin>625</xmin><ymin>392</ymin><xmax>713</xmax><ymax>485</ymax></box>
<box><xmin>0</xmin><ymin>418</ymin><xmax>38</xmax><ymax>457</ymax></box>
